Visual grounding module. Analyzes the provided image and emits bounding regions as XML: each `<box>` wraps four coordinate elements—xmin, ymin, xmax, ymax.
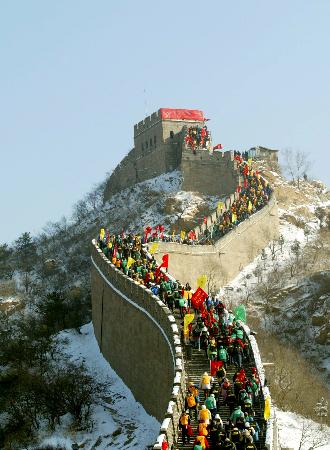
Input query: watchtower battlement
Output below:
<box><xmin>134</xmin><ymin>110</ymin><xmax>162</xmax><ymax>137</ymax></box>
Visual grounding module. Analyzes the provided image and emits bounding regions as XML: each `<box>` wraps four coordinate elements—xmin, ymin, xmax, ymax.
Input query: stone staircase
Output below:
<box><xmin>175</xmin><ymin>341</ymin><xmax>267</xmax><ymax>449</ymax></box>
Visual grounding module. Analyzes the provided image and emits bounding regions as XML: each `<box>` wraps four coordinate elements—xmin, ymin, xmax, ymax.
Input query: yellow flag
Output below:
<box><xmin>264</xmin><ymin>396</ymin><xmax>271</xmax><ymax>420</ymax></box>
<box><xmin>149</xmin><ymin>242</ymin><xmax>159</xmax><ymax>254</ymax></box>
<box><xmin>107</xmin><ymin>242</ymin><xmax>113</xmax><ymax>249</ymax></box>
<box><xmin>127</xmin><ymin>257</ymin><xmax>135</xmax><ymax>269</ymax></box>
<box><xmin>217</xmin><ymin>201</ymin><xmax>223</xmax><ymax>211</ymax></box>
<box><xmin>248</xmin><ymin>201</ymin><xmax>253</xmax><ymax>212</ymax></box>
<box><xmin>197</xmin><ymin>274</ymin><xmax>207</xmax><ymax>290</ymax></box>
<box><xmin>100</xmin><ymin>228</ymin><xmax>105</xmax><ymax>240</ymax></box>
<box><xmin>232</xmin><ymin>213</ymin><xmax>237</xmax><ymax>223</ymax></box>
<box><xmin>247</xmin><ymin>158</ymin><xmax>252</xmax><ymax>167</ymax></box>
<box><xmin>184</xmin><ymin>313</ymin><xmax>195</xmax><ymax>334</ymax></box>
<box><xmin>180</xmin><ymin>230</ymin><xmax>186</xmax><ymax>240</ymax></box>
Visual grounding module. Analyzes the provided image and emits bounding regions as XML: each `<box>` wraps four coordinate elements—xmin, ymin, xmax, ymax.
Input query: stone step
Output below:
<box><xmin>174</xmin><ymin>313</ymin><xmax>267</xmax><ymax>449</ymax></box>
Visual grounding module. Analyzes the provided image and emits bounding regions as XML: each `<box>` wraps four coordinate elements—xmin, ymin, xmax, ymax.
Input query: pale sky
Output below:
<box><xmin>1</xmin><ymin>0</ymin><xmax>329</xmax><ymax>244</ymax></box>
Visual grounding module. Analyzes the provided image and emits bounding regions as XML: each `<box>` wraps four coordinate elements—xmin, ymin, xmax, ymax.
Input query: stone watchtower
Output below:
<box><xmin>133</xmin><ymin>108</ymin><xmax>206</xmax><ymax>176</ymax></box>
<box><xmin>103</xmin><ymin>108</ymin><xmax>241</xmax><ymax>202</ymax></box>
<box><xmin>104</xmin><ymin>108</ymin><xmax>205</xmax><ymax>201</ymax></box>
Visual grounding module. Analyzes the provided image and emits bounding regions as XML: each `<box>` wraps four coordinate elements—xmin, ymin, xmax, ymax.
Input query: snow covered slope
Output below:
<box><xmin>32</xmin><ymin>323</ymin><xmax>160</xmax><ymax>450</ymax></box>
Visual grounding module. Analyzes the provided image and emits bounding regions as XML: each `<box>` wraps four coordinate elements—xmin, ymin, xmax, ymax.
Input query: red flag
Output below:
<box><xmin>113</xmin><ymin>246</ymin><xmax>117</xmax><ymax>258</ymax></box>
<box><xmin>210</xmin><ymin>360</ymin><xmax>223</xmax><ymax>376</ymax></box>
<box><xmin>191</xmin><ymin>287</ymin><xmax>208</xmax><ymax>309</ymax></box>
<box><xmin>213</xmin><ymin>144</ymin><xmax>223</xmax><ymax>150</ymax></box>
<box><xmin>203</xmin><ymin>216</ymin><xmax>207</xmax><ymax>224</ymax></box>
<box><xmin>154</xmin><ymin>254</ymin><xmax>169</xmax><ymax>277</ymax></box>
<box><xmin>244</xmin><ymin>178</ymin><xmax>248</xmax><ymax>188</ymax></box>
<box><xmin>236</xmin><ymin>185</ymin><xmax>241</xmax><ymax>193</ymax></box>
<box><xmin>159</xmin><ymin>224</ymin><xmax>165</xmax><ymax>239</ymax></box>
<box><xmin>162</xmin><ymin>254</ymin><xmax>169</xmax><ymax>268</ymax></box>
<box><xmin>144</xmin><ymin>226</ymin><xmax>152</xmax><ymax>241</ymax></box>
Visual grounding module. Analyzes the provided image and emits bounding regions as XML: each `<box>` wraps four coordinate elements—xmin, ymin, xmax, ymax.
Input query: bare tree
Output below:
<box><xmin>268</xmin><ymin>240</ymin><xmax>279</xmax><ymax>261</ymax></box>
<box><xmin>283</xmin><ymin>148</ymin><xmax>312</xmax><ymax>189</ymax></box>
<box><xmin>298</xmin><ymin>420</ymin><xmax>328</xmax><ymax>450</ymax></box>
<box><xmin>253</xmin><ymin>262</ymin><xmax>263</xmax><ymax>283</ymax></box>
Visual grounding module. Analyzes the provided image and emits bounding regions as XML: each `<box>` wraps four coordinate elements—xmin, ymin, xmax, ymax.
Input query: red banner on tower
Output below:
<box><xmin>160</xmin><ymin>108</ymin><xmax>204</xmax><ymax>121</ymax></box>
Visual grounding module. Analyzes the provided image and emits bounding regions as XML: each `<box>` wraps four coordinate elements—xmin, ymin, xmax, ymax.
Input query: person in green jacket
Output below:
<box><xmin>236</xmin><ymin>328</ymin><xmax>244</xmax><ymax>340</ymax></box>
<box><xmin>193</xmin><ymin>444</ymin><xmax>203</xmax><ymax>450</ymax></box>
<box><xmin>218</xmin><ymin>345</ymin><xmax>228</xmax><ymax>369</ymax></box>
<box><xmin>205</xmin><ymin>393</ymin><xmax>217</xmax><ymax>417</ymax></box>
<box><xmin>230</xmin><ymin>405</ymin><xmax>244</xmax><ymax>424</ymax></box>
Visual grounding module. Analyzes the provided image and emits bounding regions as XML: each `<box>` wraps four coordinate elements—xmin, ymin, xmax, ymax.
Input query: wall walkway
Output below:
<box><xmin>155</xmin><ymin>195</ymin><xmax>279</xmax><ymax>290</ymax></box>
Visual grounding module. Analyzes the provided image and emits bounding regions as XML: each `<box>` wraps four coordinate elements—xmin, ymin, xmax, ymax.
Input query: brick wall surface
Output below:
<box><xmin>91</xmin><ymin>243</ymin><xmax>186</xmax><ymax>442</ymax></box>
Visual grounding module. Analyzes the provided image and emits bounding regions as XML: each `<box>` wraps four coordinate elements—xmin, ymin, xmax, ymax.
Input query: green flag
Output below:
<box><xmin>234</xmin><ymin>304</ymin><xmax>246</xmax><ymax>323</ymax></box>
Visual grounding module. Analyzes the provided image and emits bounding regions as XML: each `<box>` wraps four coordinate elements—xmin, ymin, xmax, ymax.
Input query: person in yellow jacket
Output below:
<box><xmin>199</xmin><ymin>372</ymin><xmax>213</xmax><ymax>398</ymax></box>
<box><xmin>194</xmin><ymin>434</ymin><xmax>209</xmax><ymax>450</ymax></box>
<box><xmin>185</xmin><ymin>392</ymin><xmax>198</xmax><ymax>420</ymax></box>
<box><xmin>197</xmin><ymin>420</ymin><xmax>209</xmax><ymax>436</ymax></box>
<box><xmin>178</xmin><ymin>411</ymin><xmax>191</xmax><ymax>445</ymax></box>
<box><xmin>198</xmin><ymin>405</ymin><xmax>212</xmax><ymax>424</ymax></box>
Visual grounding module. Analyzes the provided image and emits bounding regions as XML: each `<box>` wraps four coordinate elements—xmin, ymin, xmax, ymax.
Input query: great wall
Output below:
<box><xmin>92</xmin><ymin>109</ymin><xmax>281</xmax><ymax>449</ymax></box>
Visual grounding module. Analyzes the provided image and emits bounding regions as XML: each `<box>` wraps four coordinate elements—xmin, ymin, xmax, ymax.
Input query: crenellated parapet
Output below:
<box><xmin>134</xmin><ymin>110</ymin><xmax>162</xmax><ymax>137</ymax></box>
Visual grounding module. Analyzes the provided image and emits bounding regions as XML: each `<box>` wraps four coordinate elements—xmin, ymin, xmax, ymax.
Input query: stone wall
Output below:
<box><xmin>103</xmin><ymin>108</ymin><xmax>242</xmax><ymax>201</ymax></box>
<box><xmin>91</xmin><ymin>242</ymin><xmax>186</xmax><ymax>447</ymax></box>
<box><xmin>91</xmin><ymin>236</ymin><xmax>276</xmax><ymax>448</ymax></box>
<box><xmin>154</xmin><ymin>195</ymin><xmax>279</xmax><ymax>290</ymax></box>
<box><xmin>181</xmin><ymin>148</ymin><xmax>242</xmax><ymax>196</ymax></box>
<box><xmin>103</xmin><ymin>145</ymin><xmax>170</xmax><ymax>200</ymax></box>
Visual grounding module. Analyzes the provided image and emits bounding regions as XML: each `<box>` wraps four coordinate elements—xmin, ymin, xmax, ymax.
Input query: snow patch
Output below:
<box><xmin>275</xmin><ymin>407</ymin><xmax>330</xmax><ymax>450</ymax></box>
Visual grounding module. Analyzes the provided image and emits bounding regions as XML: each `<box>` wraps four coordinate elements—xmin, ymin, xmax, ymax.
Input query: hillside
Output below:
<box><xmin>0</xmin><ymin>160</ymin><xmax>329</xmax><ymax>448</ymax></box>
<box><xmin>1</xmin><ymin>164</ymin><xmax>329</xmax><ymax>381</ymax></box>
<box><xmin>228</xmin><ymin>165</ymin><xmax>330</xmax><ymax>384</ymax></box>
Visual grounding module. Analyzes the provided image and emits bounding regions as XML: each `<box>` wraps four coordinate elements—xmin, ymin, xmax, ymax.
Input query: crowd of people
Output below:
<box><xmin>143</xmin><ymin>157</ymin><xmax>272</xmax><ymax>247</ymax></box>
<box><xmin>206</xmin><ymin>158</ymin><xmax>272</xmax><ymax>242</ymax></box>
<box><xmin>178</xmin><ymin>302</ymin><xmax>263</xmax><ymax>449</ymax></box>
<box><xmin>233</xmin><ymin>150</ymin><xmax>249</xmax><ymax>161</ymax></box>
<box><xmin>96</xmin><ymin>229</ymin><xmax>265</xmax><ymax>450</ymax></box>
<box><xmin>185</xmin><ymin>125</ymin><xmax>211</xmax><ymax>151</ymax></box>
